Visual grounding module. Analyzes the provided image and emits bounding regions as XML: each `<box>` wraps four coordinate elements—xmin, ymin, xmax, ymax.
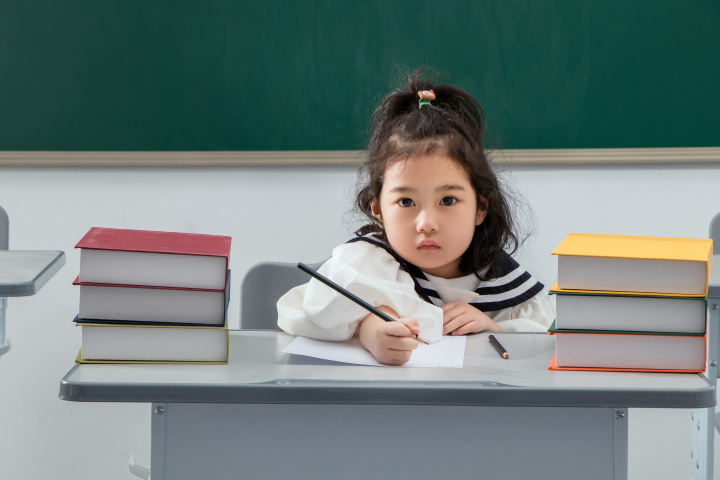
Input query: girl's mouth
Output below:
<box><xmin>418</xmin><ymin>240</ymin><xmax>440</xmax><ymax>250</ymax></box>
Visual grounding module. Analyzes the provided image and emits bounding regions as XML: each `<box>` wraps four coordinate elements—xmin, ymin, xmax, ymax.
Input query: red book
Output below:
<box><xmin>76</xmin><ymin>227</ymin><xmax>231</xmax><ymax>289</ymax></box>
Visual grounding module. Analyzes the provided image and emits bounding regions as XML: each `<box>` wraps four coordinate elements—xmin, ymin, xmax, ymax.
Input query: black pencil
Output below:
<box><xmin>488</xmin><ymin>335</ymin><xmax>509</xmax><ymax>359</ymax></box>
<box><xmin>297</xmin><ymin>262</ymin><xmax>429</xmax><ymax>345</ymax></box>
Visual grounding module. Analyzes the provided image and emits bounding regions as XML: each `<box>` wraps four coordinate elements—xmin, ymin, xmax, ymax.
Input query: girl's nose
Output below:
<box><xmin>416</xmin><ymin>210</ymin><xmax>439</xmax><ymax>232</ymax></box>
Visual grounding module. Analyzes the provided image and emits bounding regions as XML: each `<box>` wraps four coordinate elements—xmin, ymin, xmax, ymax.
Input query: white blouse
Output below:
<box><xmin>277</xmin><ymin>240</ymin><xmax>556</xmax><ymax>344</ymax></box>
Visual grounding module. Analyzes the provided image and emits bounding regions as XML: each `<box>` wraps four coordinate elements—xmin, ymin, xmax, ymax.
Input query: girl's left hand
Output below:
<box><xmin>441</xmin><ymin>302</ymin><xmax>501</xmax><ymax>335</ymax></box>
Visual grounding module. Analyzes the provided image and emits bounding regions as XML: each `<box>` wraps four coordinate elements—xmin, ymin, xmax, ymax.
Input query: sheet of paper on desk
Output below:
<box><xmin>281</xmin><ymin>335</ymin><xmax>466</xmax><ymax>368</ymax></box>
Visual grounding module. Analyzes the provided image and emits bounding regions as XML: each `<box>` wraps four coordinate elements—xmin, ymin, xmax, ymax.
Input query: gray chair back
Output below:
<box><xmin>711</xmin><ymin>213</ymin><xmax>720</xmax><ymax>254</ymax></box>
<box><xmin>0</xmin><ymin>206</ymin><xmax>7</xmax><ymax>250</ymax></box>
<box><xmin>240</xmin><ymin>260</ymin><xmax>325</xmax><ymax>329</ymax></box>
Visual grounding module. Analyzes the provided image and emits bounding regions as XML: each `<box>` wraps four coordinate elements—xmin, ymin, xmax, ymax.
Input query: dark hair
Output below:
<box><xmin>354</xmin><ymin>69</ymin><xmax>520</xmax><ymax>281</ymax></box>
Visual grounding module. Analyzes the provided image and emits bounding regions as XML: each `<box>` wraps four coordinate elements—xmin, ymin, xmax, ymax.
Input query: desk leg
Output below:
<box><xmin>151</xmin><ymin>403</ymin><xmax>167</xmax><ymax>480</ymax></box>
<box><xmin>615</xmin><ymin>407</ymin><xmax>629</xmax><ymax>479</ymax></box>
<box><xmin>0</xmin><ymin>297</ymin><xmax>9</xmax><ymax>358</ymax></box>
<box><xmin>695</xmin><ymin>302</ymin><xmax>720</xmax><ymax>480</ymax></box>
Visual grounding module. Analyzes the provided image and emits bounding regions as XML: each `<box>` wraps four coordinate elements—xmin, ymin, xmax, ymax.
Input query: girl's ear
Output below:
<box><xmin>370</xmin><ymin>201</ymin><xmax>383</xmax><ymax>224</ymax></box>
<box><xmin>476</xmin><ymin>197</ymin><xmax>489</xmax><ymax>226</ymax></box>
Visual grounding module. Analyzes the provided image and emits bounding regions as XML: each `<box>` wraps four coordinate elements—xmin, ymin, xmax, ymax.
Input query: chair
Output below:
<box><xmin>0</xmin><ymin>206</ymin><xmax>8</xmax><ymax>357</ymax></box>
<box><xmin>710</xmin><ymin>213</ymin><xmax>720</xmax><ymax>254</ymax></box>
<box><xmin>240</xmin><ymin>260</ymin><xmax>325</xmax><ymax>329</ymax></box>
<box><xmin>0</xmin><ymin>206</ymin><xmax>7</xmax><ymax>250</ymax></box>
<box><xmin>709</xmin><ymin>213</ymin><xmax>720</xmax><ymax>434</ymax></box>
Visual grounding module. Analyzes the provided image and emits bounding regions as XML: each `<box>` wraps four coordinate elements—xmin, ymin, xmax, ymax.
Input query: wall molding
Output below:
<box><xmin>0</xmin><ymin>147</ymin><xmax>718</xmax><ymax>167</ymax></box>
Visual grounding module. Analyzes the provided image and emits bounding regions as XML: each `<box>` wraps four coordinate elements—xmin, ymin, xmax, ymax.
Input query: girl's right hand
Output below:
<box><xmin>358</xmin><ymin>308</ymin><xmax>420</xmax><ymax>366</ymax></box>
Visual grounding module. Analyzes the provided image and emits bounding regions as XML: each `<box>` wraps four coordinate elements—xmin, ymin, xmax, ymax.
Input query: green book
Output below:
<box><xmin>547</xmin><ymin>319</ymin><xmax>705</xmax><ymax>336</ymax></box>
<box><xmin>548</xmin><ymin>285</ymin><xmax>706</xmax><ymax>334</ymax></box>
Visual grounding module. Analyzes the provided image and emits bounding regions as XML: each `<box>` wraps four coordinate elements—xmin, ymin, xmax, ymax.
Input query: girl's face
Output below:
<box><xmin>371</xmin><ymin>153</ymin><xmax>487</xmax><ymax>279</ymax></box>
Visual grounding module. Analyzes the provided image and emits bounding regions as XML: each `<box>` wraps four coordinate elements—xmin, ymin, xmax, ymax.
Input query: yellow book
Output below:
<box><xmin>74</xmin><ymin>349</ymin><xmax>228</xmax><ymax>365</ymax></box>
<box><xmin>75</xmin><ymin>317</ymin><xmax>229</xmax><ymax>364</ymax></box>
<box><xmin>551</xmin><ymin>233</ymin><xmax>712</xmax><ymax>296</ymax></box>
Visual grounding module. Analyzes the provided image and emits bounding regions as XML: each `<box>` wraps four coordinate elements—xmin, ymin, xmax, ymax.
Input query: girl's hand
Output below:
<box><xmin>358</xmin><ymin>307</ymin><xmax>420</xmax><ymax>366</ymax></box>
<box><xmin>441</xmin><ymin>302</ymin><xmax>501</xmax><ymax>335</ymax></box>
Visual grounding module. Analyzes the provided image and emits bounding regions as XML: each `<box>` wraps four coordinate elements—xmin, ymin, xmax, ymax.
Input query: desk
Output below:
<box><xmin>708</xmin><ymin>255</ymin><xmax>720</xmax><ymax>380</ymax></box>
<box><xmin>700</xmin><ymin>254</ymin><xmax>720</xmax><ymax>479</ymax></box>
<box><xmin>0</xmin><ymin>250</ymin><xmax>65</xmax><ymax>357</ymax></box>
<box><xmin>60</xmin><ymin>331</ymin><xmax>714</xmax><ymax>480</ymax></box>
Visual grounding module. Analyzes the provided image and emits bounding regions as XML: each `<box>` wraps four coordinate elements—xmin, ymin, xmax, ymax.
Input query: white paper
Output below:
<box><xmin>282</xmin><ymin>335</ymin><xmax>466</xmax><ymax>368</ymax></box>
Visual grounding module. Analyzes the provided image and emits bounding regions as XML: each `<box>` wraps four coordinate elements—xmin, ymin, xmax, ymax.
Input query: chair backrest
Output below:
<box><xmin>0</xmin><ymin>206</ymin><xmax>7</xmax><ymax>250</ymax></box>
<box><xmin>240</xmin><ymin>260</ymin><xmax>325</xmax><ymax>330</ymax></box>
<box><xmin>711</xmin><ymin>213</ymin><xmax>720</xmax><ymax>254</ymax></box>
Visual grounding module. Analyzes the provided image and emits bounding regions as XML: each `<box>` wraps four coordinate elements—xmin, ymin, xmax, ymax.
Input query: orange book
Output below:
<box><xmin>547</xmin><ymin>321</ymin><xmax>706</xmax><ymax>372</ymax></box>
<box><xmin>548</xmin><ymin>355</ymin><xmax>704</xmax><ymax>373</ymax></box>
<box><xmin>551</xmin><ymin>233</ymin><xmax>712</xmax><ymax>296</ymax></box>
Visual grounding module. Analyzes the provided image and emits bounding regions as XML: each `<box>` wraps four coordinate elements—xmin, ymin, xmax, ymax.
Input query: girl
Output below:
<box><xmin>277</xmin><ymin>70</ymin><xmax>555</xmax><ymax>365</ymax></box>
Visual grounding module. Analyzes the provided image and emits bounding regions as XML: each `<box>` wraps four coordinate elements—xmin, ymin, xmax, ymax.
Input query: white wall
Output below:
<box><xmin>0</xmin><ymin>162</ymin><xmax>718</xmax><ymax>479</ymax></box>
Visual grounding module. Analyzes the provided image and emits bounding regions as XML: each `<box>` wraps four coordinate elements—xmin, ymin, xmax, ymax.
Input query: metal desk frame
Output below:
<box><xmin>698</xmin><ymin>256</ymin><xmax>720</xmax><ymax>479</ymax></box>
<box><xmin>60</xmin><ymin>331</ymin><xmax>716</xmax><ymax>480</ymax></box>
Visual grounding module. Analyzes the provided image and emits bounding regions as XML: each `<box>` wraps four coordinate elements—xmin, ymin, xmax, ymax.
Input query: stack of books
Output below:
<box><xmin>548</xmin><ymin>233</ymin><xmax>712</xmax><ymax>372</ymax></box>
<box><xmin>72</xmin><ymin>227</ymin><xmax>232</xmax><ymax>364</ymax></box>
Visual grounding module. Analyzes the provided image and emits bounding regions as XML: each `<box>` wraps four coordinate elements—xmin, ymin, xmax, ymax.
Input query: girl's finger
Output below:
<box><xmin>442</xmin><ymin>307</ymin><xmax>463</xmax><ymax>325</ymax></box>
<box><xmin>387</xmin><ymin>337</ymin><xmax>420</xmax><ymax>351</ymax></box>
<box><xmin>441</xmin><ymin>302</ymin><xmax>460</xmax><ymax>313</ymax></box>
<box><xmin>452</xmin><ymin>321</ymin><xmax>478</xmax><ymax>336</ymax></box>
<box><xmin>443</xmin><ymin>313</ymin><xmax>469</xmax><ymax>335</ymax></box>
<box><xmin>384</xmin><ymin>321</ymin><xmax>416</xmax><ymax>338</ymax></box>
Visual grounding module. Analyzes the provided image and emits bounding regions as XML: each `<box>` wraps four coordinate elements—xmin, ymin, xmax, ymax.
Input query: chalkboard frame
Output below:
<box><xmin>0</xmin><ymin>148</ymin><xmax>718</xmax><ymax>167</ymax></box>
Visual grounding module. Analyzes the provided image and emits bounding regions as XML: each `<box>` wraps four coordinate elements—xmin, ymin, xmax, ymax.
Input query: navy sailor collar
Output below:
<box><xmin>346</xmin><ymin>234</ymin><xmax>544</xmax><ymax>312</ymax></box>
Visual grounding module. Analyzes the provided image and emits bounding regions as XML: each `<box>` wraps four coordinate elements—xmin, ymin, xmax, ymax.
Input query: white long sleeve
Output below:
<box><xmin>488</xmin><ymin>293</ymin><xmax>556</xmax><ymax>332</ymax></box>
<box><xmin>277</xmin><ymin>241</ymin><xmax>444</xmax><ymax>343</ymax></box>
<box><xmin>424</xmin><ymin>271</ymin><xmax>556</xmax><ymax>332</ymax></box>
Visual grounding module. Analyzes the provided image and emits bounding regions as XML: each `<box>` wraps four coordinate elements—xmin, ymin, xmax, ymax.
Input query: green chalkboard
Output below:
<box><xmin>1</xmin><ymin>1</ymin><xmax>718</xmax><ymax>151</ymax></box>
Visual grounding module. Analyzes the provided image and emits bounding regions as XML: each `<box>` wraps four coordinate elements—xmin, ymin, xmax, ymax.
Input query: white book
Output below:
<box><xmin>551</xmin><ymin>233</ymin><xmax>712</xmax><ymax>295</ymax></box>
<box><xmin>557</xmin><ymin>256</ymin><xmax>707</xmax><ymax>295</ymax></box>
<box><xmin>80</xmin><ymin>323</ymin><xmax>228</xmax><ymax>362</ymax></box>
<box><xmin>74</xmin><ymin>270</ymin><xmax>230</xmax><ymax>325</ymax></box>
<box><xmin>553</xmin><ymin>332</ymin><xmax>706</xmax><ymax>371</ymax></box>
<box><xmin>554</xmin><ymin>293</ymin><xmax>706</xmax><ymax>333</ymax></box>
<box><xmin>76</xmin><ymin>227</ymin><xmax>231</xmax><ymax>289</ymax></box>
<box><xmin>76</xmin><ymin>282</ymin><xmax>227</xmax><ymax>325</ymax></box>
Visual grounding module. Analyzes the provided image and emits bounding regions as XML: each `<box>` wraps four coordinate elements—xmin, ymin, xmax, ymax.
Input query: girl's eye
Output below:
<box><xmin>398</xmin><ymin>198</ymin><xmax>415</xmax><ymax>207</ymax></box>
<box><xmin>440</xmin><ymin>196</ymin><xmax>457</xmax><ymax>206</ymax></box>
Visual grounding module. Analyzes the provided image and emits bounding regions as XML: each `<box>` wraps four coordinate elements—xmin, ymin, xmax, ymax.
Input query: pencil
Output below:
<box><xmin>488</xmin><ymin>335</ymin><xmax>509</xmax><ymax>359</ymax></box>
<box><xmin>297</xmin><ymin>262</ymin><xmax>429</xmax><ymax>345</ymax></box>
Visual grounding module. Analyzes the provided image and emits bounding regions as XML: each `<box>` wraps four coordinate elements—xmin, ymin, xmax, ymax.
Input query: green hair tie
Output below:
<box><xmin>417</xmin><ymin>90</ymin><xmax>435</xmax><ymax>109</ymax></box>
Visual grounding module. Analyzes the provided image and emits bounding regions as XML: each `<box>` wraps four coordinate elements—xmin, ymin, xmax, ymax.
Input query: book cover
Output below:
<box><xmin>547</xmin><ymin>319</ymin><xmax>705</xmax><ymax>336</ymax></box>
<box><xmin>74</xmin><ymin>349</ymin><xmax>228</xmax><ymax>365</ymax></box>
<box><xmin>75</xmin><ymin>316</ymin><xmax>229</xmax><ymax>364</ymax></box>
<box><xmin>551</xmin><ymin>234</ymin><xmax>712</xmax><ymax>295</ymax></box>
<box><xmin>548</xmin><ymin>320</ymin><xmax>706</xmax><ymax>372</ymax></box>
<box><xmin>74</xmin><ymin>270</ymin><xmax>231</xmax><ymax>326</ymax></box>
<box><xmin>76</xmin><ymin>228</ymin><xmax>230</xmax><ymax>289</ymax></box>
<box><xmin>76</xmin><ymin>227</ymin><xmax>231</xmax><ymax>258</ymax></box>
<box><xmin>548</xmin><ymin>281</ymin><xmax>708</xmax><ymax>299</ymax></box>
<box><xmin>547</xmin><ymin>355</ymin><xmax>703</xmax><ymax>373</ymax></box>
<box><xmin>551</xmin><ymin>233</ymin><xmax>712</xmax><ymax>263</ymax></box>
